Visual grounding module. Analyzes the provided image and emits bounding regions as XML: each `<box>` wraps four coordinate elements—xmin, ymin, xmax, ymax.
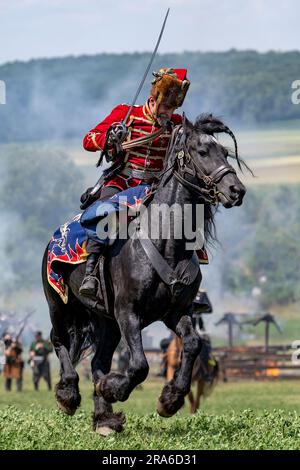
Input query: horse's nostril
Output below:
<box><xmin>230</xmin><ymin>185</ymin><xmax>239</xmax><ymax>194</ymax></box>
<box><xmin>230</xmin><ymin>185</ymin><xmax>245</xmax><ymax>197</ymax></box>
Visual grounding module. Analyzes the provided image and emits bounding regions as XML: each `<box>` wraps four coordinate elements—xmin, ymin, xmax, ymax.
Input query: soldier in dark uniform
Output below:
<box><xmin>29</xmin><ymin>331</ymin><xmax>53</xmax><ymax>391</ymax></box>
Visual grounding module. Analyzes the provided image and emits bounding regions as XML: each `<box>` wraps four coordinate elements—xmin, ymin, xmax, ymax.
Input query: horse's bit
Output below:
<box><xmin>163</xmin><ymin>125</ymin><xmax>237</xmax><ymax>204</ymax></box>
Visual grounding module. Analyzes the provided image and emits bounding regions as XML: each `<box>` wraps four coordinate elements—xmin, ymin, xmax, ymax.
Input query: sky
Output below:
<box><xmin>0</xmin><ymin>0</ymin><xmax>299</xmax><ymax>65</ymax></box>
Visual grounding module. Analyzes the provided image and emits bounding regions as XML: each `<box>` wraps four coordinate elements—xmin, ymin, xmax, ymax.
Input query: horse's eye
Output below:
<box><xmin>199</xmin><ymin>148</ymin><xmax>207</xmax><ymax>157</ymax></box>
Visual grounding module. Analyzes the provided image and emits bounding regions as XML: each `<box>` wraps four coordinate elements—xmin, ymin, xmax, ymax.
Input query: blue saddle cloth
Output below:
<box><xmin>47</xmin><ymin>214</ymin><xmax>88</xmax><ymax>303</ymax></box>
<box><xmin>47</xmin><ymin>185</ymin><xmax>151</xmax><ymax>303</ymax></box>
<box><xmin>80</xmin><ymin>184</ymin><xmax>151</xmax><ymax>243</ymax></box>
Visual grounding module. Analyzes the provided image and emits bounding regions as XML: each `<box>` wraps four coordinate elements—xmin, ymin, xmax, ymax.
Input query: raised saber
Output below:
<box><xmin>96</xmin><ymin>8</ymin><xmax>170</xmax><ymax>168</ymax></box>
<box><xmin>122</xmin><ymin>7</ymin><xmax>170</xmax><ymax>125</ymax></box>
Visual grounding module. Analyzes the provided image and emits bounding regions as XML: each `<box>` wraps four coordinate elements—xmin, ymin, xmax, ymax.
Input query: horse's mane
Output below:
<box><xmin>194</xmin><ymin>113</ymin><xmax>253</xmax><ymax>249</ymax></box>
<box><xmin>164</xmin><ymin>114</ymin><xmax>251</xmax><ymax>248</ymax></box>
<box><xmin>204</xmin><ymin>203</ymin><xmax>217</xmax><ymax>248</ymax></box>
<box><xmin>194</xmin><ymin>113</ymin><xmax>253</xmax><ymax>175</ymax></box>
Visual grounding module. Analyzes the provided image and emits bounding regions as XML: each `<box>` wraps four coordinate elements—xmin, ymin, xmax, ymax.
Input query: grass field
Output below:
<box><xmin>1</xmin><ymin>372</ymin><xmax>300</xmax><ymax>450</ymax></box>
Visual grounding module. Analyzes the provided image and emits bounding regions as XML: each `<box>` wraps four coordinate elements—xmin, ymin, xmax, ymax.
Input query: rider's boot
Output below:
<box><xmin>79</xmin><ymin>253</ymin><xmax>100</xmax><ymax>299</ymax></box>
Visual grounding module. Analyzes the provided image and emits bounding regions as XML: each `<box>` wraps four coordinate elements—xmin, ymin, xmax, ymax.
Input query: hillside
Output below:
<box><xmin>0</xmin><ymin>50</ymin><xmax>300</xmax><ymax>144</ymax></box>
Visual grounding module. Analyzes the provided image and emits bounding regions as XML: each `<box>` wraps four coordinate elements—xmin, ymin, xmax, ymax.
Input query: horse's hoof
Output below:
<box><xmin>56</xmin><ymin>400</ymin><xmax>76</xmax><ymax>416</ymax></box>
<box><xmin>156</xmin><ymin>400</ymin><xmax>173</xmax><ymax>418</ymax></box>
<box><xmin>95</xmin><ymin>425</ymin><xmax>115</xmax><ymax>437</ymax></box>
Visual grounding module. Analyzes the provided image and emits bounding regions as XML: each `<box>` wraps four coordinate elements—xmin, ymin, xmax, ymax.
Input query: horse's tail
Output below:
<box><xmin>41</xmin><ymin>243</ymin><xmax>97</xmax><ymax>366</ymax></box>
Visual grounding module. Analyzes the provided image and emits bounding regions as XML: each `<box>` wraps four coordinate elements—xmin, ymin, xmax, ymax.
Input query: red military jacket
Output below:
<box><xmin>83</xmin><ymin>100</ymin><xmax>209</xmax><ymax>264</ymax></box>
<box><xmin>83</xmin><ymin>100</ymin><xmax>182</xmax><ymax>190</ymax></box>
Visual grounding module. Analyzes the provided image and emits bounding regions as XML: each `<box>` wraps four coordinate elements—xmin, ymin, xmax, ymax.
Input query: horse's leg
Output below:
<box><xmin>96</xmin><ymin>310</ymin><xmax>149</xmax><ymax>403</ymax></box>
<box><xmin>91</xmin><ymin>319</ymin><xmax>125</xmax><ymax>434</ymax></box>
<box><xmin>42</xmin><ymin>255</ymin><xmax>81</xmax><ymax>414</ymax></box>
<box><xmin>52</xmin><ymin>339</ymin><xmax>81</xmax><ymax>414</ymax></box>
<box><xmin>47</xmin><ymin>295</ymin><xmax>81</xmax><ymax>415</ymax></box>
<box><xmin>157</xmin><ymin>313</ymin><xmax>202</xmax><ymax>417</ymax></box>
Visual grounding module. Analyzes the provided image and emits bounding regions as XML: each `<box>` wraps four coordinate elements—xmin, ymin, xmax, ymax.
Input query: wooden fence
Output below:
<box><xmin>214</xmin><ymin>345</ymin><xmax>300</xmax><ymax>381</ymax></box>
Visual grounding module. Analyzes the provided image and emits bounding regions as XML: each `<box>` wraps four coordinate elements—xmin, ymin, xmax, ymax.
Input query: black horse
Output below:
<box><xmin>42</xmin><ymin>114</ymin><xmax>247</xmax><ymax>435</ymax></box>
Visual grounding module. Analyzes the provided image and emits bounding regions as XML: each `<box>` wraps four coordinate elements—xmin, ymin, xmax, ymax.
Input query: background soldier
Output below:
<box><xmin>29</xmin><ymin>331</ymin><xmax>53</xmax><ymax>391</ymax></box>
<box><xmin>3</xmin><ymin>333</ymin><xmax>24</xmax><ymax>392</ymax></box>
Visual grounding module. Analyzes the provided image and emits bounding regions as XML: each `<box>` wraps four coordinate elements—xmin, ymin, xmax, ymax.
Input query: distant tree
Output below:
<box><xmin>0</xmin><ymin>145</ymin><xmax>82</xmax><ymax>291</ymax></box>
<box><xmin>223</xmin><ymin>185</ymin><xmax>300</xmax><ymax>308</ymax></box>
<box><xmin>0</xmin><ymin>50</ymin><xmax>300</xmax><ymax>144</ymax></box>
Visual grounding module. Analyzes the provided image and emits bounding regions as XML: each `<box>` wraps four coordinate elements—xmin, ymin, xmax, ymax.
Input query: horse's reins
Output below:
<box><xmin>120</xmin><ymin>122</ymin><xmax>238</xmax><ymax>206</ymax></box>
<box><xmin>97</xmin><ymin>123</ymin><xmax>166</xmax><ymax>167</ymax></box>
<box><xmin>122</xmin><ymin>127</ymin><xmax>165</xmax><ymax>150</ymax></box>
<box><xmin>158</xmin><ymin>125</ymin><xmax>238</xmax><ymax>205</ymax></box>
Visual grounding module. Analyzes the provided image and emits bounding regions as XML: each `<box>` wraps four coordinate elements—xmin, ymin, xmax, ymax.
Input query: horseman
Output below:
<box><xmin>80</xmin><ymin>68</ymin><xmax>208</xmax><ymax>299</ymax></box>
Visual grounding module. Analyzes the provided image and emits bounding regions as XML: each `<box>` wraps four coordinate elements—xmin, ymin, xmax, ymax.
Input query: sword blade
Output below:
<box><xmin>122</xmin><ymin>7</ymin><xmax>170</xmax><ymax>125</ymax></box>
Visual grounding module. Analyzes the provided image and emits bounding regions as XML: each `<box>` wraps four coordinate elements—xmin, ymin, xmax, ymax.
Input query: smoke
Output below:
<box><xmin>0</xmin><ymin>56</ymin><xmax>162</xmax><ymax>163</ymax></box>
<box><xmin>0</xmin><ymin>213</ymin><xmax>16</xmax><ymax>290</ymax></box>
<box><xmin>199</xmin><ymin>207</ymin><xmax>259</xmax><ymax>342</ymax></box>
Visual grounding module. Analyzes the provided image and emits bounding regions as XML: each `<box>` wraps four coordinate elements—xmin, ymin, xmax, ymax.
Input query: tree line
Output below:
<box><xmin>0</xmin><ymin>50</ymin><xmax>299</xmax><ymax>144</ymax></box>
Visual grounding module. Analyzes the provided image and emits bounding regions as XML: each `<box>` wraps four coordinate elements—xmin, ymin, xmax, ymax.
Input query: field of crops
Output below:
<box><xmin>1</xmin><ymin>373</ymin><xmax>300</xmax><ymax>450</ymax></box>
<box><xmin>67</xmin><ymin>123</ymin><xmax>300</xmax><ymax>187</ymax></box>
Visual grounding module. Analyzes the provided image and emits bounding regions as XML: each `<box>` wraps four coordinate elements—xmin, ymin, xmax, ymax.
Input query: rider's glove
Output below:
<box><xmin>107</xmin><ymin>122</ymin><xmax>129</xmax><ymax>151</ymax></box>
<box><xmin>105</xmin><ymin>123</ymin><xmax>128</xmax><ymax>161</ymax></box>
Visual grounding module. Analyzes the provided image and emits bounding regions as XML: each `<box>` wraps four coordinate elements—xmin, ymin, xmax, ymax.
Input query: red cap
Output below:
<box><xmin>173</xmin><ymin>69</ymin><xmax>188</xmax><ymax>81</ymax></box>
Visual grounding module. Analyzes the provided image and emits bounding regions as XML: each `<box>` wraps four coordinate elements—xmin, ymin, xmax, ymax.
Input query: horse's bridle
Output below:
<box><xmin>161</xmin><ymin>125</ymin><xmax>237</xmax><ymax>205</ymax></box>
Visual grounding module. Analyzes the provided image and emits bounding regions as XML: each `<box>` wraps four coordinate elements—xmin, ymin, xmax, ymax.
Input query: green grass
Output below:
<box><xmin>2</xmin><ymin>406</ymin><xmax>300</xmax><ymax>450</ymax></box>
<box><xmin>1</xmin><ymin>373</ymin><xmax>300</xmax><ymax>449</ymax></box>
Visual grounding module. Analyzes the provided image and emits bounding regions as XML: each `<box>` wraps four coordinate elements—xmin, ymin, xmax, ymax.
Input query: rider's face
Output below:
<box><xmin>157</xmin><ymin>103</ymin><xmax>176</xmax><ymax>121</ymax></box>
<box><xmin>149</xmin><ymin>97</ymin><xmax>176</xmax><ymax>126</ymax></box>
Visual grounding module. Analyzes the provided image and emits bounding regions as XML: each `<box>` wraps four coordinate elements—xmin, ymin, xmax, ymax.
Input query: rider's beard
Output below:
<box><xmin>157</xmin><ymin>113</ymin><xmax>171</xmax><ymax>128</ymax></box>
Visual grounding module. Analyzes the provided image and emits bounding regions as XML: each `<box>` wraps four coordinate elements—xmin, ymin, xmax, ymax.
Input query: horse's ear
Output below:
<box><xmin>182</xmin><ymin>113</ymin><xmax>194</xmax><ymax>134</ymax></box>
